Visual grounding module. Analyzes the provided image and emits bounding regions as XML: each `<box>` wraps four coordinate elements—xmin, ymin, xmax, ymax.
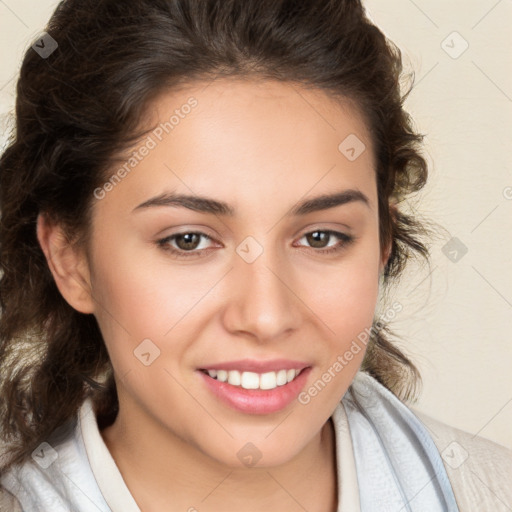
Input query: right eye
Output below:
<box><xmin>156</xmin><ymin>231</ymin><xmax>218</xmax><ymax>258</ymax></box>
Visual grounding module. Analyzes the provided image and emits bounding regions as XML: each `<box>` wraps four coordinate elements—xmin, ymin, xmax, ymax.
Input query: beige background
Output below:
<box><xmin>0</xmin><ymin>0</ymin><xmax>511</xmax><ymax>450</ymax></box>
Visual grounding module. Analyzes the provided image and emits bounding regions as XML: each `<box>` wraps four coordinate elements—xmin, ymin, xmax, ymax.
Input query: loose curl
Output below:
<box><xmin>0</xmin><ymin>0</ymin><xmax>430</xmax><ymax>472</ymax></box>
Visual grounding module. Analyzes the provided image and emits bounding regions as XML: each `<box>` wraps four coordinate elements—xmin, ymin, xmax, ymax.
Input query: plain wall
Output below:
<box><xmin>0</xmin><ymin>0</ymin><xmax>511</xmax><ymax>450</ymax></box>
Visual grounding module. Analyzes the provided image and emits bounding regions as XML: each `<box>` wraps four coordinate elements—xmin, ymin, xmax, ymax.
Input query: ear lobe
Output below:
<box><xmin>36</xmin><ymin>212</ymin><xmax>95</xmax><ymax>314</ymax></box>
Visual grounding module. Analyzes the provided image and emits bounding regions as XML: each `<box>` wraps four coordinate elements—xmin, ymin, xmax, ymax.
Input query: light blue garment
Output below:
<box><xmin>342</xmin><ymin>371</ymin><xmax>459</xmax><ymax>511</ymax></box>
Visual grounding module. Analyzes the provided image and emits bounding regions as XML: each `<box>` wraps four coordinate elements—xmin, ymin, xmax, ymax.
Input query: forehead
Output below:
<box><xmin>97</xmin><ymin>78</ymin><xmax>377</xmax><ymax>216</ymax></box>
<box><xmin>147</xmin><ymin>78</ymin><xmax>373</xmax><ymax>164</ymax></box>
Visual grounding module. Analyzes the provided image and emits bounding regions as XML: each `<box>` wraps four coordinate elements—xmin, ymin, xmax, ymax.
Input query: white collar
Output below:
<box><xmin>78</xmin><ymin>396</ymin><xmax>360</xmax><ymax>511</ymax></box>
<box><xmin>79</xmin><ymin>398</ymin><xmax>140</xmax><ymax>511</ymax></box>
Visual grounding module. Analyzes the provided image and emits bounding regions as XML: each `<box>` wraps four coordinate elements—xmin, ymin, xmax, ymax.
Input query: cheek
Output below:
<box><xmin>89</xmin><ymin>232</ymin><xmax>198</xmax><ymax>333</ymax></box>
<box><xmin>87</xmin><ymin>240</ymin><xmax>177</xmax><ymax>362</ymax></box>
<box><xmin>317</xmin><ymin>264</ymin><xmax>379</xmax><ymax>332</ymax></box>
<box><xmin>293</xmin><ymin>250</ymin><xmax>381</xmax><ymax>421</ymax></box>
<box><xmin>312</xmin><ymin>269</ymin><xmax>379</xmax><ymax>389</ymax></box>
<box><xmin>305</xmin><ymin>241</ymin><xmax>381</xmax><ymax>339</ymax></box>
<box><xmin>88</xmin><ymin>237</ymin><xmax>228</xmax><ymax>380</ymax></box>
<box><xmin>298</xmin><ymin>241</ymin><xmax>381</xmax><ymax>400</ymax></box>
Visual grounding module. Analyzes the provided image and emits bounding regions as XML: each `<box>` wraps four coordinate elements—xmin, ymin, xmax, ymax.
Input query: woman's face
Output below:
<box><xmin>86</xmin><ymin>78</ymin><xmax>385</xmax><ymax>467</ymax></box>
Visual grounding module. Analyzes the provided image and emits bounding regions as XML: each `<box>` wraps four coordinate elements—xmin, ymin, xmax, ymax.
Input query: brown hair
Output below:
<box><xmin>0</xmin><ymin>0</ymin><xmax>430</xmax><ymax>472</ymax></box>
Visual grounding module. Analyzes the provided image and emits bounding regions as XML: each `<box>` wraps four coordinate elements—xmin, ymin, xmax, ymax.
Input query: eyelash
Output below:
<box><xmin>156</xmin><ymin>229</ymin><xmax>355</xmax><ymax>259</ymax></box>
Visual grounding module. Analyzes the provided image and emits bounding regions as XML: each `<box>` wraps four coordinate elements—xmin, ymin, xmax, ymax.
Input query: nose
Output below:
<box><xmin>221</xmin><ymin>242</ymin><xmax>303</xmax><ymax>343</ymax></box>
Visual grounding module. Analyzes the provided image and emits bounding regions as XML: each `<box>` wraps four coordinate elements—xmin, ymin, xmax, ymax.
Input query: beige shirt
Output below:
<box><xmin>412</xmin><ymin>408</ymin><xmax>512</xmax><ymax>512</ymax></box>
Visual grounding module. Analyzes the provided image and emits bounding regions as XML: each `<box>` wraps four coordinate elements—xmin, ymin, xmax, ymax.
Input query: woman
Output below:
<box><xmin>0</xmin><ymin>0</ymin><xmax>510</xmax><ymax>510</ymax></box>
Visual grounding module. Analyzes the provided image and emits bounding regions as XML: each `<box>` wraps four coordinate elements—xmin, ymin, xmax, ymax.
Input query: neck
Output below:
<box><xmin>100</xmin><ymin>394</ymin><xmax>338</xmax><ymax>512</ymax></box>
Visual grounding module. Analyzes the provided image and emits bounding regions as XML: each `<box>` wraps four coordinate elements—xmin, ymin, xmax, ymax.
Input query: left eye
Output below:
<box><xmin>295</xmin><ymin>230</ymin><xmax>352</xmax><ymax>251</ymax></box>
<box><xmin>156</xmin><ymin>229</ymin><xmax>353</xmax><ymax>258</ymax></box>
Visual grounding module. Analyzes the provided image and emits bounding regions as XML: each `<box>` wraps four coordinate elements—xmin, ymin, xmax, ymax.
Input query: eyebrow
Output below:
<box><xmin>132</xmin><ymin>189</ymin><xmax>370</xmax><ymax>216</ymax></box>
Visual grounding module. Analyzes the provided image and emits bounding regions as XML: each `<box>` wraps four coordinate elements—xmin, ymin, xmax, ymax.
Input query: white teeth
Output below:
<box><xmin>216</xmin><ymin>370</ymin><xmax>228</xmax><ymax>382</ymax></box>
<box><xmin>276</xmin><ymin>369</ymin><xmax>287</xmax><ymax>386</ymax></box>
<box><xmin>205</xmin><ymin>368</ymin><xmax>303</xmax><ymax>390</ymax></box>
<box><xmin>241</xmin><ymin>371</ymin><xmax>260</xmax><ymax>389</ymax></box>
<box><xmin>260</xmin><ymin>371</ymin><xmax>277</xmax><ymax>390</ymax></box>
<box><xmin>227</xmin><ymin>370</ymin><xmax>241</xmax><ymax>386</ymax></box>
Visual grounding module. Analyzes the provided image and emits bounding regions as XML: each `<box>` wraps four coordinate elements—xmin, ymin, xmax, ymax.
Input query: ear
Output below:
<box><xmin>379</xmin><ymin>240</ymin><xmax>392</xmax><ymax>276</ymax></box>
<box><xmin>36</xmin><ymin>212</ymin><xmax>95</xmax><ymax>314</ymax></box>
<box><xmin>379</xmin><ymin>201</ymin><xmax>397</xmax><ymax>275</ymax></box>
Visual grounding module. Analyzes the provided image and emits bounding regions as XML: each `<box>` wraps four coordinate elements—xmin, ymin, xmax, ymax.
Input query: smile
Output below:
<box><xmin>197</xmin><ymin>366</ymin><xmax>312</xmax><ymax>414</ymax></box>
<box><xmin>200</xmin><ymin>368</ymin><xmax>302</xmax><ymax>391</ymax></box>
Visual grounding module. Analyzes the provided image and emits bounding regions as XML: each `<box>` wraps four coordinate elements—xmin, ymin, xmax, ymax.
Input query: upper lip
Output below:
<box><xmin>199</xmin><ymin>359</ymin><xmax>311</xmax><ymax>373</ymax></box>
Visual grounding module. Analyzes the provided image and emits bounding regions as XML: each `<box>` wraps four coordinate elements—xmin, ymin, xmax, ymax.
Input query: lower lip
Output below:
<box><xmin>197</xmin><ymin>367</ymin><xmax>312</xmax><ymax>415</ymax></box>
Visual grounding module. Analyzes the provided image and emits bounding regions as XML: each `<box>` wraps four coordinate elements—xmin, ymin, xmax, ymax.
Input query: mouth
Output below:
<box><xmin>197</xmin><ymin>365</ymin><xmax>312</xmax><ymax>415</ymax></box>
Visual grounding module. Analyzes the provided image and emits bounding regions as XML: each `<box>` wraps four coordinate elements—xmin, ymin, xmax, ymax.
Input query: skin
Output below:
<box><xmin>37</xmin><ymin>78</ymin><xmax>390</xmax><ymax>512</ymax></box>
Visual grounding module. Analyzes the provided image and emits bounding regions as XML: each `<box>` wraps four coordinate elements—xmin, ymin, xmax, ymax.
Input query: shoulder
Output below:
<box><xmin>0</xmin><ymin>398</ymin><xmax>115</xmax><ymax>512</ymax></box>
<box><xmin>0</xmin><ymin>484</ymin><xmax>23</xmax><ymax>512</ymax></box>
<box><xmin>411</xmin><ymin>408</ymin><xmax>512</xmax><ymax>511</ymax></box>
